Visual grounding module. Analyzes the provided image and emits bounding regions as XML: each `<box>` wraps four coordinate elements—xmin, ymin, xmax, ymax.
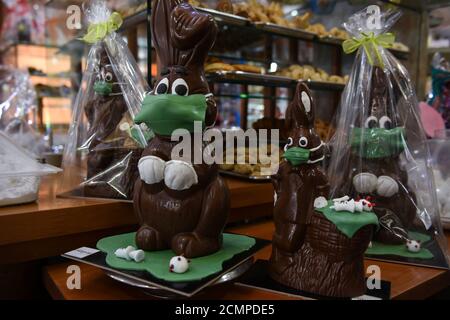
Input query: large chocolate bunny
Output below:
<box><xmin>83</xmin><ymin>45</ymin><xmax>141</xmax><ymax>199</ymax></box>
<box><xmin>133</xmin><ymin>0</ymin><xmax>229</xmax><ymax>258</ymax></box>
<box><xmin>269</xmin><ymin>83</ymin><xmax>372</xmax><ymax>297</ymax></box>
<box><xmin>340</xmin><ymin>67</ymin><xmax>418</xmax><ymax>244</ymax></box>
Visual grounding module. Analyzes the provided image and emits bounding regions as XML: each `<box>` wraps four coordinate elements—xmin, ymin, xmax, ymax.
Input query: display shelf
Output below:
<box><xmin>118</xmin><ymin>9</ymin><xmax>148</xmax><ymax>32</ymax></box>
<box><xmin>0</xmin><ymin>175</ymin><xmax>273</xmax><ymax>265</ymax></box>
<box><xmin>196</xmin><ymin>7</ymin><xmax>250</xmax><ymax>27</ymax></box>
<box><xmin>30</xmin><ymin>75</ymin><xmax>71</xmax><ymax>87</ymax></box>
<box><xmin>59</xmin><ymin>7</ymin><xmax>409</xmax><ymax>62</ymax></box>
<box><xmin>215</xmin><ymin>93</ymin><xmax>290</xmax><ymax>101</ymax></box>
<box><xmin>42</xmin><ymin>221</ymin><xmax>450</xmax><ymax>300</ymax></box>
<box><xmin>195</xmin><ymin>9</ymin><xmax>409</xmax><ymax>60</ymax></box>
<box><xmin>207</xmin><ymin>71</ymin><xmax>345</xmax><ymax>91</ymax></box>
<box><xmin>382</xmin><ymin>0</ymin><xmax>450</xmax><ymax>11</ymax></box>
<box><xmin>253</xmin><ymin>22</ymin><xmax>316</xmax><ymax>40</ymax></box>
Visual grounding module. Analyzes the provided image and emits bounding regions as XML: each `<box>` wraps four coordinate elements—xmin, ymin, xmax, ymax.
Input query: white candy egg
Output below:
<box><xmin>406</xmin><ymin>240</ymin><xmax>421</xmax><ymax>253</ymax></box>
<box><xmin>169</xmin><ymin>256</ymin><xmax>190</xmax><ymax>274</ymax></box>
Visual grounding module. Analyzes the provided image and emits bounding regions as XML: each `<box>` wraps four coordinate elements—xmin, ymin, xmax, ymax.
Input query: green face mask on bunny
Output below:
<box><xmin>134</xmin><ymin>93</ymin><xmax>208</xmax><ymax>136</ymax></box>
<box><xmin>351</xmin><ymin>126</ymin><xmax>405</xmax><ymax>159</ymax></box>
<box><xmin>283</xmin><ymin>147</ymin><xmax>311</xmax><ymax>166</ymax></box>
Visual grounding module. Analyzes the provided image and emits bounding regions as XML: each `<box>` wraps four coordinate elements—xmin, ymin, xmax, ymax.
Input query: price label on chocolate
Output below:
<box><xmin>64</xmin><ymin>247</ymin><xmax>99</xmax><ymax>259</ymax></box>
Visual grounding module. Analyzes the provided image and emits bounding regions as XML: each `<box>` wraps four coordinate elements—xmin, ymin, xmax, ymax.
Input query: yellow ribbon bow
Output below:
<box><xmin>81</xmin><ymin>12</ymin><xmax>123</xmax><ymax>44</ymax></box>
<box><xmin>342</xmin><ymin>32</ymin><xmax>395</xmax><ymax>68</ymax></box>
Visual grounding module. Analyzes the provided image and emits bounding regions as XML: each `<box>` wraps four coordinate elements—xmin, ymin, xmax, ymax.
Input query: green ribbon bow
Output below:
<box><xmin>343</xmin><ymin>32</ymin><xmax>395</xmax><ymax>68</ymax></box>
<box><xmin>81</xmin><ymin>12</ymin><xmax>123</xmax><ymax>44</ymax></box>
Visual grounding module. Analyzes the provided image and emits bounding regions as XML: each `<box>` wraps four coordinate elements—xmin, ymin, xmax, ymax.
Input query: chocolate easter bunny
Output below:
<box><xmin>340</xmin><ymin>67</ymin><xmax>418</xmax><ymax>244</ymax></box>
<box><xmin>83</xmin><ymin>45</ymin><xmax>141</xmax><ymax>199</ymax></box>
<box><xmin>269</xmin><ymin>83</ymin><xmax>372</xmax><ymax>297</ymax></box>
<box><xmin>133</xmin><ymin>0</ymin><xmax>229</xmax><ymax>258</ymax></box>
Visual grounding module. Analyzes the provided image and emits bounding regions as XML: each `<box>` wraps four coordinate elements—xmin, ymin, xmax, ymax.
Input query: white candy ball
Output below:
<box><xmin>314</xmin><ymin>196</ymin><xmax>328</xmax><ymax>209</ymax></box>
<box><xmin>376</xmin><ymin>175</ymin><xmax>399</xmax><ymax>198</ymax></box>
<box><xmin>353</xmin><ymin>173</ymin><xmax>377</xmax><ymax>194</ymax></box>
<box><xmin>406</xmin><ymin>240</ymin><xmax>421</xmax><ymax>253</ymax></box>
<box><xmin>169</xmin><ymin>256</ymin><xmax>190</xmax><ymax>274</ymax></box>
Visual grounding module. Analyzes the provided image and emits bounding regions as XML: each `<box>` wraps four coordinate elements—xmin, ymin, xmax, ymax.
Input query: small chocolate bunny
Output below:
<box><xmin>269</xmin><ymin>83</ymin><xmax>372</xmax><ymax>297</ymax></box>
<box><xmin>83</xmin><ymin>45</ymin><xmax>141</xmax><ymax>199</ymax></box>
<box><xmin>133</xmin><ymin>0</ymin><xmax>229</xmax><ymax>258</ymax></box>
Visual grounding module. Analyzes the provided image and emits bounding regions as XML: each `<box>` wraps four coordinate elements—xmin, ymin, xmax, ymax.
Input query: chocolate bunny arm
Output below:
<box><xmin>272</xmin><ymin>163</ymin><xmax>308</xmax><ymax>254</ymax></box>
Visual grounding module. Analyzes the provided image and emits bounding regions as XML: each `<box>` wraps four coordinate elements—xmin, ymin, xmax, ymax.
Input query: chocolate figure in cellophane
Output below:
<box><xmin>332</xmin><ymin>67</ymin><xmax>420</xmax><ymax>244</ymax></box>
<box><xmin>327</xmin><ymin>6</ymin><xmax>448</xmax><ymax>269</ymax></box>
<box><xmin>80</xmin><ymin>45</ymin><xmax>143</xmax><ymax>199</ymax></box>
<box><xmin>133</xmin><ymin>0</ymin><xmax>229</xmax><ymax>258</ymax></box>
<box><xmin>269</xmin><ymin>83</ymin><xmax>374</xmax><ymax>298</ymax></box>
<box><xmin>60</xmin><ymin>1</ymin><xmax>151</xmax><ymax>200</ymax></box>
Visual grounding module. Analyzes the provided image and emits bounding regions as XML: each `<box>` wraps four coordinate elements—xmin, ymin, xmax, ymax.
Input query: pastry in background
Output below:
<box><xmin>216</xmin><ymin>0</ymin><xmax>233</xmax><ymax>13</ymax></box>
<box><xmin>276</xmin><ymin>64</ymin><xmax>348</xmax><ymax>84</ymax></box>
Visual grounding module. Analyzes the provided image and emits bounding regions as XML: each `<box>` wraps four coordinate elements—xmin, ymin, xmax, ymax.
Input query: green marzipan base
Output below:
<box><xmin>316</xmin><ymin>201</ymin><xmax>379</xmax><ymax>238</ymax></box>
<box><xmin>96</xmin><ymin>233</ymin><xmax>256</xmax><ymax>282</ymax></box>
<box><xmin>366</xmin><ymin>231</ymin><xmax>434</xmax><ymax>260</ymax></box>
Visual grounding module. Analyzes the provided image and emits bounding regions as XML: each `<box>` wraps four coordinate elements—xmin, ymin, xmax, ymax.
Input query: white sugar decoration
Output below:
<box><xmin>406</xmin><ymin>240</ymin><xmax>421</xmax><ymax>253</ymax></box>
<box><xmin>129</xmin><ymin>249</ymin><xmax>145</xmax><ymax>263</ymax></box>
<box><xmin>331</xmin><ymin>196</ymin><xmax>374</xmax><ymax>213</ymax></box>
<box><xmin>301</xmin><ymin>91</ymin><xmax>311</xmax><ymax>113</ymax></box>
<box><xmin>114</xmin><ymin>245</ymin><xmax>135</xmax><ymax>261</ymax></box>
<box><xmin>169</xmin><ymin>256</ymin><xmax>190</xmax><ymax>274</ymax></box>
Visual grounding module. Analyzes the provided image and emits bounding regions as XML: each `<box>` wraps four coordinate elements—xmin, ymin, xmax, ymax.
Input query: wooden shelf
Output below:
<box><xmin>0</xmin><ymin>174</ymin><xmax>273</xmax><ymax>265</ymax></box>
<box><xmin>42</xmin><ymin>220</ymin><xmax>450</xmax><ymax>300</ymax></box>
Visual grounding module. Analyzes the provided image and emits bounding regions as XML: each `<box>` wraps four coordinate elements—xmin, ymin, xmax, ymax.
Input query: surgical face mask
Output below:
<box><xmin>283</xmin><ymin>137</ymin><xmax>325</xmax><ymax>166</ymax></box>
<box><xmin>94</xmin><ymin>81</ymin><xmax>113</xmax><ymax>96</ymax></box>
<box><xmin>134</xmin><ymin>94</ymin><xmax>208</xmax><ymax>136</ymax></box>
<box><xmin>351</xmin><ymin>127</ymin><xmax>405</xmax><ymax>159</ymax></box>
<box><xmin>283</xmin><ymin>147</ymin><xmax>311</xmax><ymax>166</ymax></box>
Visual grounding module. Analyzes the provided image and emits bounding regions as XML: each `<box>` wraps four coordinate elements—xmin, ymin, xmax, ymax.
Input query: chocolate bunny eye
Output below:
<box><xmin>299</xmin><ymin>137</ymin><xmax>308</xmax><ymax>147</ymax></box>
<box><xmin>155</xmin><ymin>78</ymin><xmax>169</xmax><ymax>95</ymax></box>
<box><xmin>172</xmin><ymin>78</ymin><xmax>189</xmax><ymax>96</ymax></box>
<box><xmin>364</xmin><ymin>116</ymin><xmax>378</xmax><ymax>129</ymax></box>
<box><xmin>104</xmin><ymin>72</ymin><xmax>113</xmax><ymax>82</ymax></box>
<box><xmin>284</xmin><ymin>137</ymin><xmax>293</xmax><ymax>151</ymax></box>
<box><xmin>379</xmin><ymin>116</ymin><xmax>393</xmax><ymax>129</ymax></box>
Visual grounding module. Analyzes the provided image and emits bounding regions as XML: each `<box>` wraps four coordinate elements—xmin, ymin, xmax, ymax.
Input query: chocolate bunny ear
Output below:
<box><xmin>151</xmin><ymin>0</ymin><xmax>183</xmax><ymax>68</ymax></box>
<box><xmin>286</xmin><ymin>82</ymin><xmax>315</xmax><ymax>131</ymax></box>
<box><xmin>151</xmin><ymin>0</ymin><xmax>217</xmax><ymax>70</ymax></box>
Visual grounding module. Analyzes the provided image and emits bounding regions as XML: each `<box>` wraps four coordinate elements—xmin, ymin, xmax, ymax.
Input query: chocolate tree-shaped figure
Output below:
<box><xmin>269</xmin><ymin>83</ymin><xmax>374</xmax><ymax>298</ymax></box>
<box><xmin>82</xmin><ymin>45</ymin><xmax>142</xmax><ymax>199</ymax></box>
<box><xmin>132</xmin><ymin>0</ymin><xmax>229</xmax><ymax>258</ymax></box>
<box><xmin>338</xmin><ymin>67</ymin><xmax>418</xmax><ymax>244</ymax></box>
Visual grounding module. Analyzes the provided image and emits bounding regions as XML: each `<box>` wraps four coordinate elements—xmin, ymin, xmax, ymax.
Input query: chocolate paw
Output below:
<box><xmin>171</xmin><ymin>232</ymin><xmax>222</xmax><ymax>258</ymax></box>
<box><xmin>135</xmin><ymin>226</ymin><xmax>166</xmax><ymax>251</ymax></box>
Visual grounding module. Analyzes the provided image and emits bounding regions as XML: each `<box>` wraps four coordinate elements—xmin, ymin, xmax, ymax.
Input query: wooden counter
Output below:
<box><xmin>43</xmin><ymin>220</ymin><xmax>450</xmax><ymax>300</ymax></box>
<box><xmin>0</xmin><ymin>174</ymin><xmax>273</xmax><ymax>265</ymax></box>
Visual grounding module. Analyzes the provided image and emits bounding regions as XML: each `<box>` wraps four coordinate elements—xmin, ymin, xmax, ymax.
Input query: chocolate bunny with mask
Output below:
<box><xmin>133</xmin><ymin>0</ymin><xmax>229</xmax><ymax>258</ymax></box>
<box><xmin>269</xmin><ymin>83</ymin><xmax>372</xmax><ymax>297</ymax></box>
<box><xmin>83</xmin><ymin>45</ymin><xmax>141</xmax><ymax>199</ymax></box>
<box><xmin>338</xmin><ymin>67</ymin><xmax>418</xmax><ymax>244</ymax></box>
